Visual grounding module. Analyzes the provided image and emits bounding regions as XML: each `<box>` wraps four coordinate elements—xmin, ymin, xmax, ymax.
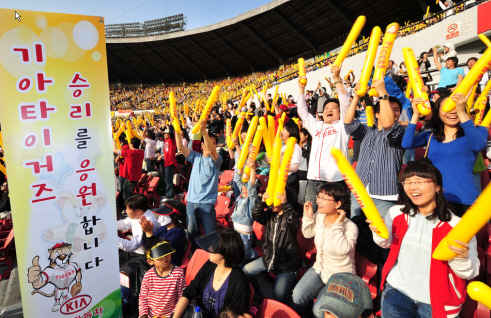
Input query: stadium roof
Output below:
<box><xmin>106</xmin><ymin>0</ymin><xmax>427</xmax><ymax>83</ymax></box>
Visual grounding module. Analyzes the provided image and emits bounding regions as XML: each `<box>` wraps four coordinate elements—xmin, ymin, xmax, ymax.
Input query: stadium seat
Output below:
<box><xmin>184</xmin><ymin>249</ymin><xmax>209</xmax><ymax>286</ymax></box>
<box><xmin>219</xmin><ymin>170</ymin><xmax>234</xmax><ymax>186</ymax></box>
<box><xmin>256</xmin><ymin>298</ymin><xmax>301</xmax><ymax>318</ymax></box>
<box><xmin>356</xmin><ymin>254</ymin><xmax>378</xmax><ymax>299</ymax></box>
<box><xmin>215</xmin><ymin>193</ymin><xmax>232</xmax><ymax>227</ymax></box>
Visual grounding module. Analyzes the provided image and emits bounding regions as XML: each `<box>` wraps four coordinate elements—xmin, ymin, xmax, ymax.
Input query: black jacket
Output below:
<box><xmin>183</xmin><ymin>261</ymin><xmax>250</xmax><ymax>317</ymax></box>
<box><xmin>252</xmin><ymin>200</ymin><xmax>300</xmax><ymax>273</ymax></box>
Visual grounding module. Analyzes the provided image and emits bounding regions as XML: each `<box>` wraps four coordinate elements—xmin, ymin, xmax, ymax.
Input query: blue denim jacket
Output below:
<box><xmin>231</xmin><ymin>180</ymin><xmax>258</xmax><ymax>230</ymax></box>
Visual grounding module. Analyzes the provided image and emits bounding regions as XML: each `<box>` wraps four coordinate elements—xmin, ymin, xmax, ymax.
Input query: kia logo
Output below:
<box><xmin>448</xmin><ymin>23</ymin><xmax>458</xmax><ymax>32</ymax></box>
<box><xmin>60</xmin><ymin>294</ymin><xmax>92</xmax><ymax>315</ymax></box>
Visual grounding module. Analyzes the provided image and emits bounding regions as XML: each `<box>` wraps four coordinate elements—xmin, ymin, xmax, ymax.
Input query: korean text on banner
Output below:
<box><xmin>0</xmin><ymin>9</ymin><xmax>122</xmax><ymax>318</ymax></box>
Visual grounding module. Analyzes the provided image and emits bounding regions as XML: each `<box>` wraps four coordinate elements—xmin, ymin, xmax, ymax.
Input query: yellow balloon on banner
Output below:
<box><xmin>357</xmin><ymin>26</ymin><xmax>382</xmax><ymax>97</ymax></box>
<box><xmin>432</xmin><ymin>183</ymin><xmax>491</xmax><ymax>261</ymax></box>
<box><xmin>467</xmin><ymin>281</ymin><xmax>491</xmax><ymax>309</ymax></box>
<box><xmin>334</xmin><ymin>16</ymin><xmax>366</xmax><ymax>67</ymax></box>
<box><xmin>402</xmin><ymin>47</ymin><xmax>431</xmax><ymax>115</ymax></box>
<box><xmin>331</xmin><ymin>148</ymin><xmax>389</xmax><ymax>239</ymax></box>
<box><xmin>369</xmin><ymin>22</ymin><xmax>400</xmax><ymax>97</ymax></box>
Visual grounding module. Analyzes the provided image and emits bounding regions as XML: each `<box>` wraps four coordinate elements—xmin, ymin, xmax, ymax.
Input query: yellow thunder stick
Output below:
<box><xmin>334</xmin><ymin>16</ymin><xmax>366</xmax><ymax>67</ymax></box>
<box><xmin>260</xmin><ymin>117</ymin><xmax>273</xmax><ymax>157</ymax></box>
<box><xmin>229</xmin><ymin>112</ymin><xmax>246</xmax><ymax>149</ymax></box>
<box><xmin>432</xmin><ymin>183</ymin><xmax>491</xmax><ymax>260</ymax></box>
<box><xmin>366</xmin><ymin>106</ymin><xmax>375</xmax><ymax>127</ymax></box>
<box><xmin>225</xmin><ymin>118</ymin><xmax>232</xmax><ymax>148</ymax></box>
<box><xmin>265</xmin><ymin>115</ymin><xmax>286</xmax><ymax>206</ymax></box>
<box><xmin>474</xmin><ymin>79</ymin><xmax>491</xmax><ymax>125</ymax></box>
<box><xmin>242</xmin><ymin>123</ymin><xmax>264</xmax><ymax>183</ymax></box>
<box><xmin>331</xmin><ymin>148</ymin><xmax>389</xmax><ymax>239</ymax></box>
<box><xmin>479</xmin><ymin>33</ymin><xmax>491</xmax><ymax>47</ymax></box>
<box><xmin>272</xmin><ymin>86</ymin><xmax>279</xmax><ymax>112</ymax></box>
<box><xmin>274</xmin><ymin>137</ymin><xmax>297</xmax><ymax>207</ymax></box>
<box><xmin>191</xmin><ymin>85</ymin><xmax>221</xmax><ymax>134</ymax></box>
<box><xmin>403</xmin><ymin>47</ymin><xmax>432</xmax><ymax>115</ymax></box>
<box><xmin>237</xmin><ymin>116</ymin><xmax>259</xmax><ymax>171</ymax></box>
<box><xmin>0</xmin><ymin>162</ymin><xmax>6</xmax><ymax>176</ymax></box>
<box><xmin>467</xmin><ymin>281</ymin><xmax>491</xmax><ymax>309</ymax></box>
<box><xmin>169</xmin><ymin>91</ymin><xmax>182</xmax><ymax>134</ymax></box>
<box><xmin>466</xmin><ymin>84</ymin><xmax>478</xmax><ymax>113</ymax></box>
<box><xmin>405</xmin><ymin>81</ymin><xmax>412</xmax><ymax>99</ymax></box>
<box><xmin>442</xmin><ymin>47</ymin><xmax>491</xmax><ymax>112</ymax></box>
<box><xmin>298</xmin><ymin>58</ymin><xmax>307</xmax><ymax>86</ymax></box>
<box><xmin>369</xmin><ymin>23</ymin><xmax>400</xmax><ymax>97</ymax></box>
<box><xmin>357</xmin><ymin>26</ymin><xmax>382</xmax><ymax>97</ymax></box>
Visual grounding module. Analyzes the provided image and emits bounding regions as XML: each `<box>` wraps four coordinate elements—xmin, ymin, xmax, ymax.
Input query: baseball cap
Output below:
<box><xmin>313</xmin><ymin>273</ymin><xmax>373</xmax><ymax>318</ymax></box>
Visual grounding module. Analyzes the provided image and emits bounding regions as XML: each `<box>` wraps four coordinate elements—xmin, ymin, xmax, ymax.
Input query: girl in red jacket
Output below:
<box><xmin>369</xmin><ymin>159</ymin><xmax>479</xmax><ymax>318</ymax></box>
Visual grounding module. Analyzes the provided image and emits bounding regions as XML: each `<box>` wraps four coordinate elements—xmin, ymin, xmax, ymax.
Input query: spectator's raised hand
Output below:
<box><xmin>303</xmin><ymin>201</ymin><xmax>314</xmax><ymax>219</ymax></box>
<box><xmin>139</xmin><ymin>216</ymin><xmax>154</xmax><ymax>237</ymax></box>
<box><xmin>373</xmin><ymin>79</ymin><xmax>388</xmax><ymax>97</ymax></box>
<box><xmin>451</xmin><ymin>93</ymin><xmax>467</xmax><ymax>113</ymax></box>
<box><xmin>335</xmin><ymin>210</ymin><xmax>346</xmax><ymax>224</ymax></box>
<box><xmin>330</xmin><ymin>65</ymin><xmax>341</xmax><ymax>80</ymax></box>
<box><xmin>447</xmin><ymin>240</ymin><xmax>469</xmax><ymax>259</ymax></box>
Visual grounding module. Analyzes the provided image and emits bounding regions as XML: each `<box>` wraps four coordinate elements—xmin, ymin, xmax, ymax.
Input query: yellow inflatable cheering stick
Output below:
<box><xmin>369</xmin><ymin>23</ymin><xmax>400</xmax><ymax>97</ymax></box>
<box><xmin>237</xmin><ymin>116</ymin><xmax>259</xmax><ymax>171</ymax></box>
<box><xmin>229</xmin><ymin>112</ymin><xmax>246</xmax><ymax>149</ymax></box>
<box><xmin>242</xmin><ymin>123</ymin><xmax>264</xmax><ymax>183</ymax></box>
<box><xmin>479</xmin><ymin>33</ymin><xmax>491</xmax><ymax>48</ymax></box>
<box><xmin>334</xmin><ymin>16</ymin><xmax>366</xmax><ymax>67</ymax></box>
<box><xmin>366</xmin><ymin>106</ymin><xmax>375</xmax><ymax>127</ymax></box>
<box><xmin>442</xmin><ymin>47</ymin><xmax>491</xmax><ymax>113</ymax></box>
<box><xmin>266</xmin><ymin>114</ymin><xmax>286</xmax><ymax>206</ymax></box>
<box><xmin>259</xmin><ymin>117</ymin><xmax>272</xmax><ymax>158</ymax></box>
<box><xmin>274</xmin><ymin>137</ymin><xmax>297</xmax><ymax>207</ymax></box>
<box><xmin>357</xmin><ymin>26</ymin><xmax>382</xmax><ymax>97</ymax></box>
<box><xmin>474</xmin><ymin>79</ymin><xmax>491</xmax><ymax>125</ymax></box>
<box><xmin>432</xmin><ymin>183</ymin><xmax>491</xmax><ymax>260</ymax></box>
<box><xmin>298</xmin><ymin>58</ymin><xmax>307</xmax><ymax>86</ymax></box>
<box><xmin>402</xmin><ymin>47</ymin><xmax>432</xmax><ymax>115</ymax></box>
<box><xmin>0</xmin><ymin>162</ymin><xmax>6</xmax><ymax>176</ymax></box>
<box><xmin>191</xmin><ymin>85</ymin><xmax>221</xmax><ymax>134</ymax></box>
<box><xmin>467</xmin><ymin>281</ymin><xmax>491</xmax><ymax>309</ymax></box>
<box><xmin>169</xmin><ymin>91</ymin><xmax>182</xmax><ymax>135</ymax></box>
<box><xmin>331</xmin><ymin>148</ymin><xmax>389</xmax><ymax>239</ymax></box>
<box><xmin>225</xmin><ymin>118</ymin><xmax>232</xmax><ymax>148</ymax></box>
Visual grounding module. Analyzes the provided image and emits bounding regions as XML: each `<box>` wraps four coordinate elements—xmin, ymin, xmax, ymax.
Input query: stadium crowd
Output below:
<box><xmin>1</xmin><ymin>1</ymin><xmax>491</xmax><ymax>318</ymax></box>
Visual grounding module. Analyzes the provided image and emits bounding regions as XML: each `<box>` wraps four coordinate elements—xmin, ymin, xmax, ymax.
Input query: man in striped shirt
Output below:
<box><xmin>344</xmin><ymin>80</ymin><xmax>405</xmax><ymax>219</ymax></box>
<box><xmin>139</xmin><ymin>241</ymin><xmax>185</xmax><ymax>318</ymax></box>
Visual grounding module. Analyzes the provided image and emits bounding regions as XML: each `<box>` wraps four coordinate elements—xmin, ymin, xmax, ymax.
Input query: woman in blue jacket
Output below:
<box><xmin>401</xmin><ymin>93</ymin><xmax>487</xmax><ymax>216</ymax></box>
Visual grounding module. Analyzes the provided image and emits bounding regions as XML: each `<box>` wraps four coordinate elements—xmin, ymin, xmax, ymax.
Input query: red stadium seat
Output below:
<box><xmin>184</xmin><ymin>249</ymin><xmax>209</xmax><ymax>286</ymax></box>
<box><xmin>215</xmin><ymin>193</ymin><xmax>232</xmax><ymax>227</ymax></box>
<box><xmin>356</xmin><ymin>254</ymin><xmax>378</xmax><ymax>299</ymax></box>
<box><xmin>256</xmin><ymin>298</ymin><xmax>301</xmax><ymax>318</ymax></box>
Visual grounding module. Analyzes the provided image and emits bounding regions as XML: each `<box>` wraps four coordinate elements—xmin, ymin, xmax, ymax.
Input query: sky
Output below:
<box><xmin>1</xmin><ymin>0</ymin><xmax>273</xmax><ymax>30</ymax></box>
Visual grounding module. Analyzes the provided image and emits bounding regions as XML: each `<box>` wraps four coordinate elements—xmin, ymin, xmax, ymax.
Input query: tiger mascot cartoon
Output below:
<box><xmin>27</xmin><ymin>242</ymin><xmax>82</xmax><ymax>312</ymax></box>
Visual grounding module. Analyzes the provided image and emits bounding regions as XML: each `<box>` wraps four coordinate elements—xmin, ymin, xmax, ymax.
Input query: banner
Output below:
<box><xmin>0</xmin><ymin>9</ymin><xmax>122</xmax><ymax>318</ymax></box>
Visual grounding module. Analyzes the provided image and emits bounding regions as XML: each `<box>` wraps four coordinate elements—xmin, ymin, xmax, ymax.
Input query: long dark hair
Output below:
<box><xmin>398</xmin><ymin>159</ymin><xmax>451</xmax><ymax>222</ymax></box>
<box><xmin>430</xmin><ymin>94</ymin><xmax>465</xmax><ymax>142</ymax></box>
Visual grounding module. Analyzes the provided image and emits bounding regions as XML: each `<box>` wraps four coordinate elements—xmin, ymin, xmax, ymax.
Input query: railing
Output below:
<box><xmin>105</xmin><ymin>14</ymin><xmax>186</xmax><ymax>38</ymax></box>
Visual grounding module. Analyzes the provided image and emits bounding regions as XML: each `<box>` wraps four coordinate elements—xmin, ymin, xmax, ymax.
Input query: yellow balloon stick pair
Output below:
<box><xmin>266</xmin><ymin>114</ymin><xmax>286</xmax><ymax>206</ymax></box>
<box><xmin>331</xmin><ymin>148</ymin><xmax>389</xmax><ymax>239</ymax></box>
<box><xmin>274</xmin><ymin>137</ymin><xmax>297</xmax><ymax>207</ymax></box>
<box><xmin>467</xmin><ymin>281</ymin><xmax>491</xmax><ymax>309</ymax></box>
<box><xmin>0</xmin><ymin>162</ymin><xmax>6</xmax><ymax>176</ymax></box>
<box><xmin>473</xmin><ymin>79</ymin><xmax>491</xmax><ymax>125</ymax></box>
<box><xmin>442</xmin><ymin>47</ymin><xmax>491</xmax><ymax>113</ymax></box>
<box><xmin>229</xmin><ymin>112</ymin><xmax>246</xmax><ymax>149</ymax></box>
<box><xmin>432</xmin><ymin>183</ymin><xmax>491</xmax><ymax>261</ymax></box>
<box><xmin>334</xmin><ymin>16</ymin><xmax>366</xmax><ymax>67</ymax></box>
<box><xmin>237</xmin><ymin>116</ymin><xmax>259</xmax><ymax>171</ymax></box>
<box><xmin>357</xmin><ymin>26</ymin><xmax>382</xmax><ymax>97</ymax></box>
<box><xmin>365</xmin><ymin>106</ymin><xmax>375</xmax><ymax>127</ymax></box>
<box><xmin>225</xmin><ymin>118</ymin><xmax>232</xmax><ymax>148</ymax></box>
<box><xmin>298</xmin><ymin>58</ymin><xmax>307</xmax><ymax>86</ymax></box>
<box><xmin>260</xmin><ymin>117</ymin><xmax>273</xmax><ymax>158</ymax></box>
<box><xmin>369</xmin><ymin>23</ymin><xmax>400</xmax><ymax>97</ymax></box>
<box><xmin>402</xmin><ymin>47</ymin><xmax>432</xmax><ymax>115</ymax></box>
<box><xmin>242</xmin><ymin>122</ymin><xmax>264</xmax><ymax>183</ymax></box>
<box><xmin>191</xmin><ymin>85</ymin><xmax>221</xmax><ymax>134</ymax></box>
<box><xmin>267</xmin><ymin>115</ymin><xmax>276</xmax><ymax>146</ymax></box>
<box><xmin>169</xmin><ymin>91</ymin><xmax>182</xmax><ymax>135</ymax></box>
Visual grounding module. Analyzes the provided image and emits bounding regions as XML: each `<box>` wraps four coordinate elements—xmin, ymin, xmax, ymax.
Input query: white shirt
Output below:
<box><xmin>117</xmin><ymin>210</ymin><xmax>159</xmax><ymax>254</ymax></box>
<box><xmin>144</xmin><ymin>138</ymin><xmax>157</xmax><ymax>160</ymax></box>
<box><xmin>297</xmin><ymin>87</ymin><xmax>350</xmax><ymax>182</ymax></box>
